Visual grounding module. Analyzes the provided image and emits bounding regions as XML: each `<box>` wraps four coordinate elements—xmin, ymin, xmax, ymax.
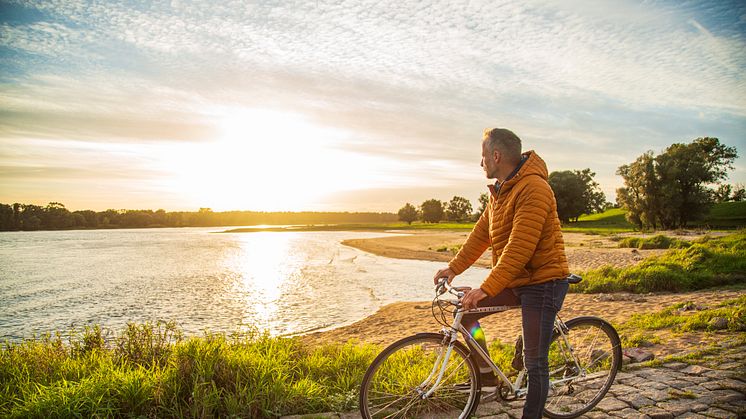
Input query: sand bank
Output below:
<box><xmin>305</xmin><ymin>230</ymin><xmax>742</xmax><ymax>357</ymax></box>
<box><xmin>341</xmin><ymin>231</ymin><xmax>669</xmax><ymax>272</ymax></box>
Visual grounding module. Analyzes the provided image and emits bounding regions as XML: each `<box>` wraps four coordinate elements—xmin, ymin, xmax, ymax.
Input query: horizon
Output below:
<box><xmin>1</xmin><ymin>1</ymin><xmax>745</xmax><ymax>213</ymax></box>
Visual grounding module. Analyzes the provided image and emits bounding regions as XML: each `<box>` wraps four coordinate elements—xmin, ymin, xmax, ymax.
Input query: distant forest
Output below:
<box><xmin>0</xmin><ymin>202</ymin><xmax>398</xmax><ymax>231</ymax></box>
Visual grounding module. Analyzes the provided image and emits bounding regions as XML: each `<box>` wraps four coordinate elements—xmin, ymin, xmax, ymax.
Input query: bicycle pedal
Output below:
<box><xmin>480</xmin><ymin>387</ymin><xmax>499</xmax><ymax>402</ymax></box>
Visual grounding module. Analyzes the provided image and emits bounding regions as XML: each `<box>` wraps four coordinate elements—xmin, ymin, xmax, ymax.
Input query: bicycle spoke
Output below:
<box><xmin>361</xmin><ymin>335</ymin><xmax>478</xmax><ymax>419</ymax></box>
<box><xmin>543</xmin><ymin>319</ymin><xmax>621</xmax><ymax>419</ymax></box>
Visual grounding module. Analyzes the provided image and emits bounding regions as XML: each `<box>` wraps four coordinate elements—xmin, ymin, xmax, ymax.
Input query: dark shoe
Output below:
<box><xmin>512</xmin><ymin>336</ymin><xmax>524</xmax><ymax>371</ymax></box>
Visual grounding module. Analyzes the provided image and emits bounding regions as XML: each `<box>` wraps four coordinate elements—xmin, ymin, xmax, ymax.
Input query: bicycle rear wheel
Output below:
<box><xmin>359</xmin><ymin>333</ymin><xmax>480</xmax><ymax>419</ymax></box>
<box><xmin>543</xmin><ymin>317</ymin><xmax>622</xmax><ymax>419</ymax></box>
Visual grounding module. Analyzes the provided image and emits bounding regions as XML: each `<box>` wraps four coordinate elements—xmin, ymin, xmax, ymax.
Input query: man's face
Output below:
<box><xmin>481</xmin><ymin>140</ymin><xmax>499</xmax><ymax>179</ymax></box>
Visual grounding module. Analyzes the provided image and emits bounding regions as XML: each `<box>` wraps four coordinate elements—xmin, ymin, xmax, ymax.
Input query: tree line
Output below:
<box><xmin>397</xmin><ymin>169</ymin><xmax>610</xmax><ymax>224</ymax></box>
<box><xmin>397</xmin><ymin>137</ymin><xmax>741</xmax><ymax>229</ymax></box>
<box><xmin>0</xmin><ymin>204</ymin><xmax>397</xmax><ymax>231</ymax></box>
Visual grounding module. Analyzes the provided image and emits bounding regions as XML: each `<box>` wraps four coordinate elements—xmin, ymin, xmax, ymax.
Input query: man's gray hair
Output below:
<box><xmin>483</xmin><ymin>128</ymin><xmax>522</xmax><ymax>163</ymax></box>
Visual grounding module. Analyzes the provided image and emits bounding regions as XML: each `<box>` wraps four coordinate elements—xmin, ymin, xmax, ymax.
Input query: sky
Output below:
<box><xmin>1</xmin><ymin>0</ymin><xmax>745</xmax><ymax>212</ymax></box>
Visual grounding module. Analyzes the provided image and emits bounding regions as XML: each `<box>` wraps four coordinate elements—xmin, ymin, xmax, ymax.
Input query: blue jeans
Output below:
<box><xmin>461</xmin><ymin>279</ymin><xmax>569</xmax><ymax>419</ymax></box>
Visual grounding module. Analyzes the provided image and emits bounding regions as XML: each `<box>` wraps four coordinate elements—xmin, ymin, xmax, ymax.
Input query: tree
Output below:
<box><xmin>732</xmin><ymin>184</ymin><xmax>746</xmax><ymax>202</ymax></box>
<box><xmin>420</xmin><ymin>199</ymin><xmax>444</xmax><ymax>223</ymax></box>
<box><xmin>397</xmin><ymin>203</ymin><xmax>418</xmax><ymax>224</ymax></box>
<box><xmin>477</xmin><ymin>193</ymin><xmax>489</xmax><ymax>213</ymax></box>
<box><xmin>445</xmin><ymin>196</ymin><xmax>473</xmax><ymax>222</ymax></box>
<box><xmin>576</xmin><ymin>169</ymin><xmax>607</xmax><ymax>215</ymax></box>
<box><xmin>713</xmin><ymin>184</ymin><xmax>732</xmax><ymax>203</ymax></box>
<box><xmin>548</xmin><ymin>169</ymin><xmax>607</xmax><ymax>223</ymax></box>
<box><xmin>617</xmin><ymin>137</ymin><xmax>737</xmax><ymax>230</ymax></box>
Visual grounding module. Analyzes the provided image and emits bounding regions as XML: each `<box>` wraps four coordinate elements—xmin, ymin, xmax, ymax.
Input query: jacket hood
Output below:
<box><xmin>491</xmin><ymin>150</ymin><xmax>548</xmax><ymax>194</ymax></box>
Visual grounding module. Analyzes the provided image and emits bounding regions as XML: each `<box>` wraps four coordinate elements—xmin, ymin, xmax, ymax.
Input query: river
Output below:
<box><xmin>0</xmin><ymin>228</ymin><xmax>488</xmax><ymax>341</ymax></box>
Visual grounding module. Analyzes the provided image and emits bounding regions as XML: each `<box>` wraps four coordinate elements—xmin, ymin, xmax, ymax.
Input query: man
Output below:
<box><xmin>433</xmin><ymin>128</ymin><xmax>570</xmax><ymax>419</ymax></box>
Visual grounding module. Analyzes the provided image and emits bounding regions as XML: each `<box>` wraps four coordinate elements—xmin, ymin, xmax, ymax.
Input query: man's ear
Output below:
<box><xmin>492</xmin><ymin>149</ymin><xmax>501</xmax><ymax>164</ymax></box>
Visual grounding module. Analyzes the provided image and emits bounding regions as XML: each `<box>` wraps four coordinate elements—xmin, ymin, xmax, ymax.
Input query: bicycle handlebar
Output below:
<box><xmin>435</xmin><ymin>277</ymin><xmax>465</xmax><ymax>299</ymax></box>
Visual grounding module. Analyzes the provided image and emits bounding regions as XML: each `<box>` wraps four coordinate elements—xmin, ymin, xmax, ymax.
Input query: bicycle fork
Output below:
<box><xmin>417</xmin><ymin>310</ymin><xmax>466</xmax><ymax>399</ymax></box>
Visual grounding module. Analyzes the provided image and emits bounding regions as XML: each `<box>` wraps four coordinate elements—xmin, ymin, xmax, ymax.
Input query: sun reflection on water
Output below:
<box><xmin>225</xmin><ymin>232</ymin><xmax>300</xmax><ymax>333</ymax></box>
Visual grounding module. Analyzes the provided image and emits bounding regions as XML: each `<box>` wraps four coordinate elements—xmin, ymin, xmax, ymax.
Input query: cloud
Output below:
<box><xmin>1</xmin><ymin>0</ymin><xmax>744</xmax><ymax>210</ymax></box>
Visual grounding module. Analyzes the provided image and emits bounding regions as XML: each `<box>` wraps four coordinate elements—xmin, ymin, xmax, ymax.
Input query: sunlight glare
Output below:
<box><xmin>163</xmin><ymin>108</ymin><xmax>387</xmax><ymax>211</ymax></box>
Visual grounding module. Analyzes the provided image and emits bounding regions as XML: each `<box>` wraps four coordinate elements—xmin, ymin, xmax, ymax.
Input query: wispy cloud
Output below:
<box><xmin>0</xmin><ymin>0</ymin><xmax>744</xmax><ymax>210</ymax></box>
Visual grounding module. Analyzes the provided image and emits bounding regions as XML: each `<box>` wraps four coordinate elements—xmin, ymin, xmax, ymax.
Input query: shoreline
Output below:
<box><xmin>300</xmin><ymin>287</ymin><xmax>746</xmax><ymax>360</ymax></box>
<box><xmin>302</xmin><ymin>229</ymin><xmax>742</xmax><ymax>358</ymax></box>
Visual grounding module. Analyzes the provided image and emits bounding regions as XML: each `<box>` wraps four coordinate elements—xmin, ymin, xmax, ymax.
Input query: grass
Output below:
<box><xmin>0</xmin><ymin>322</ymin><xmax>378</xmax><ymax>418</ymax></box>
<box><xmin>562</xmin><ymin>208</ymin><xmax>635</xmax><ymax>235</ymax></box>
<box><xmin>574</xmin><ymin>230</ymin><xmax>746</xmax><ymax>293</ymax></box>
<box><xmin>616</xmin><ymin>234</ymin><xmax>693</xmax><ymax>249</ymax></box>
<box><xmin>618</xmin><ymin>296</ymin><xmax>746</xmax><ymax>334</ymax></box>
<box><xmin>4</xmin><ymin>297</ymin><xmax>745</xmax><ymax>416</ymax></box>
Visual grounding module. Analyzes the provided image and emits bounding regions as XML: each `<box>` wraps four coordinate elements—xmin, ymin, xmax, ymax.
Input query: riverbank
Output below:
<box><xmin>341</xmin><ymin>230</ymin><xmax>673</xmax><ymax>271</ymax></box>
<box><xmin>299</xmin><ymin>287</ymin><xmax>746</xmax><ymax>360</ymax></box>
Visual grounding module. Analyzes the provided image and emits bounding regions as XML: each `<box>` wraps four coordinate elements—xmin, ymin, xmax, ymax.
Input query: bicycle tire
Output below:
<box><xmin>543</xmin><ymin>316</ymin><xmax>622</xmax><ymax>419</ymax></box>
<box><xmin>359</xmin><ymin>333</ymin><xmax>481</xmax><ymax>419</ymax></box>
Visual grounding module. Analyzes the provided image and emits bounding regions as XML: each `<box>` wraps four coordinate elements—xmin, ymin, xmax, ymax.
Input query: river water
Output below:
<box><xmin>0</xmin><ymin>228</ymin><xmax>489</xmax><ymax>341</ymax></box>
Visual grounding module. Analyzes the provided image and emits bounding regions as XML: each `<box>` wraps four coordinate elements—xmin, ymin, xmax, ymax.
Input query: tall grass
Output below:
<box><xmin>574</xmin><ymin>230</ymin><xmax>746</xmax><ymax>293</ymax></box>
<box><xmin>0</xmin><ymin>322</ymin><xmax>378</xmax><ymax>418</ymax></box>
<box><xmin>616</xmin><ymin>234</ymin><xmax>692</xmax><ymax>249</ymax></box>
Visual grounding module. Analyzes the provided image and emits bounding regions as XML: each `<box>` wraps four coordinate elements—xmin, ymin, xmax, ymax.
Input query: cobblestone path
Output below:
<box><xmin>282</xmin><ymin>339</ymin><xmax>745</xmax><ymax>419</ymax></box>
<box><xmin>472</xmin><ymin>339</ymin><xmax>745</xmax><ymax>419</ymax></box>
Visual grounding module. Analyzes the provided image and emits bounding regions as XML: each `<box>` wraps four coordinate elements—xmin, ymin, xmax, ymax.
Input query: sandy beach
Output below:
<box><xmin>302</xmin><ymin>230</ymin><xmax>743</xmax><ymax>358</ymax></box>
<box><xmin>341</xmin><ymin>230</ymin><xmax>670</xmax><ymax>271</ymax></box>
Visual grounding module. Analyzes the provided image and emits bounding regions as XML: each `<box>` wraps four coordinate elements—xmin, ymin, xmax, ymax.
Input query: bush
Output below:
<box><xmin>576</xmin><ymin>231</ymin><xmax>746</xmax><ymax>293</ymax></box>
<box><xmin>616</xmin><ymin>235</ymin><xmax>691</xmax><ymax>249</ymax></box>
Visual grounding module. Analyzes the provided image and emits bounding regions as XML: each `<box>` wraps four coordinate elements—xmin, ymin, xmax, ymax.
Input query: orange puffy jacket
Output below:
<box><xmin>448</xmin><ymin>151</ymin><xmax>569</xmax><ymax>296</ymax></box>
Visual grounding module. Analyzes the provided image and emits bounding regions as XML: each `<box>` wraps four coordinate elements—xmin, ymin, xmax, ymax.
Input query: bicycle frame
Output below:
<box><xmin>422</xmin><ymin>303</ymin><xmax>580</xmax><ymax>400</ymax></box>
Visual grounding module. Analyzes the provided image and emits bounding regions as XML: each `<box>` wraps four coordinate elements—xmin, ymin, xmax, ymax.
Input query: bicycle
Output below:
<box><xmin>359</xmin><ymin>275</ymin><xmax>622</xmax><ymax>419</ymax></box>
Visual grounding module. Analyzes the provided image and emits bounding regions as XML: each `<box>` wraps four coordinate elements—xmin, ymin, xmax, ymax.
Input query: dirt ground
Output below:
<box><xmin>302</xmin><ymin>230</ymin><xmax>742</xmax><ymax>358</ymax></box>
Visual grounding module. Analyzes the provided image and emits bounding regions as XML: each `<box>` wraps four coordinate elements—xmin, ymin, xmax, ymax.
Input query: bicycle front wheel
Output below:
<box><xmin>359</xmin><ymin>333</ymin><xmax>480</xmax><ymax>419</ymax></box>
<box><xmin>544</xmin><ymin>317</ymin><xmax>622</xmax><ymax>419</ymax></box>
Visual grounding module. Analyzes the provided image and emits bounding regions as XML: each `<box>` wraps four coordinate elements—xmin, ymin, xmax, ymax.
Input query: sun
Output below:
<box><xmin>162</xmin><ymin>108</ymin><xmax>376</xmax><ymax>211</ymax></box>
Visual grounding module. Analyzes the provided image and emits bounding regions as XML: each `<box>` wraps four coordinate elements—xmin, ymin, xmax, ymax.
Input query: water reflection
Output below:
<box><xmin>228</xmin><ymin>232</ymin><xmax>297</xmax><ymax>333</ymax></box>
<box><xmin>0</xmin><ymin>228</ymin><xmax>490</xmax><ymax>341</ymax></box>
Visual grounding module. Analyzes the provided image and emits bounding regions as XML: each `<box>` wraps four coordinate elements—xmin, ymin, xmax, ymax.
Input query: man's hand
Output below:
<box><xmin>461</xmin><ymin>288</ymin><xmax>488</xmax><ymax>310</ymax></box>
<box><xmin>433</xmin><ymin>267</ymin><xmax>456</xmax><ymax>285</ymax></box>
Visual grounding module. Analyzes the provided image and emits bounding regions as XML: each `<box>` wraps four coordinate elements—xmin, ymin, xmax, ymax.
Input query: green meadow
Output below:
<box><xmin>3</xmin><ymin>294</ymin><xmax>744</xmax><ymax>418</ymax></box>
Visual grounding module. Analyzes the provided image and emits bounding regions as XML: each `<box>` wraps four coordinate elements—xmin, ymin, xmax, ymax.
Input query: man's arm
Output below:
<box><xmin>447</xmin><ymin>206</ymin><xmax>491</xmax><ymax>275</ymax></box>
<box><xmin>480</xmin><ymin>181</ymin><xmax>552</xmax><ymax>296</ymax></box>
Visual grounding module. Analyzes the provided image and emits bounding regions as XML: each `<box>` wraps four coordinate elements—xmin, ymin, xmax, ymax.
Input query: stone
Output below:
<box><xmin>638</xmin><ymin>405</ymin><xmax>674</xmax><ymax>419</ymax></box>
<box><xmin>656</xmin><ymin>400</ymin><xmax>694</xmax><ymax>416</ymax></box>
<box><xmin>701</xmin><ymin>407</ymin><xmax>737</xmax><ymax>418</ymax></box>
<box><xmin>709</xmin><ymin>317</ymin><xmax>729</xmax><ymax>330</ymax></box>
<box><xmin>619</xmin><ymin>376</ymin><xmax>650</xmax><ymax>387</ymax></box>
<box><xmin>712</xmin><ymin>389</ymin><xmax>745</xmax><ymax>403</ymax></box>
<box><xmin>661</xmin><ymin>362</ymin><xmax>688</xmax><ymax>370</ymax></box>
<box><xmin>667</xmin><ymin>379</ymin><xmax>694</xmax><ymax>390</ymax></box>
<box><xmin>638</xmin><ymin>388</ymin><xmax>671</xmax><ymax>402</ymax></box>
<box><xmin>595</xmin><ymin>397</ymin><xmax>629</xmax><ymax>412</ymax></box>
<box><xmin>681</xmin><ymin>365</ymin><xmax>713</xmax><ymax>376</ymax></box>
<box><xmin>610</xmin><ymin>384</ymin><xmax>639</xmax><ymax>396</ymax></box>
<box><xmin>624</xmin><ymin>348</ymin><xmax>655</xmax><ymax>363</ymax></box>
<box><xmin>617</xmin><ymin>393</ymin><xmax>655</xmax><ymax>409</ymax></box>
<box><xmin>610</xmin><ymin>407</ymin><xmax>649</xmax><ymax>418</ymax></box>
<box><xmin>676</xmin><ymin>413</ymin><xmax>707</xmax><ymax>419</ymax></box>
<box><xmin>475</xmin><ymin>401</ymin><xmax>504</xmax><ymax>416</ymax></box>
